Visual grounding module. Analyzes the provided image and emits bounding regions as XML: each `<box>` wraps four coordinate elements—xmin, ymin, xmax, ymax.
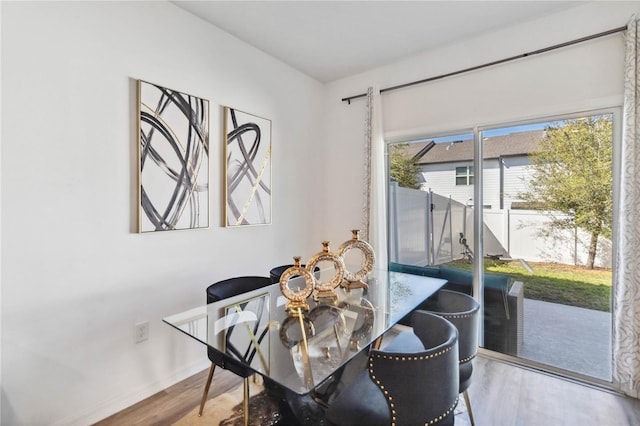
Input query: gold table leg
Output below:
<box><xmin>243</xmin><ymin>377</ymin><xmax>250</xmax><ymax>426</ymax></box>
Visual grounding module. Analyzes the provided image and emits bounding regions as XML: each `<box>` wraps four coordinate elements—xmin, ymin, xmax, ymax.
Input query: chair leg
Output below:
<box><xmin>373</xmin><ymin>335</ymin><xmax>383</xmax><ymax>350</ymax></box>
<box><xmin>243</xmin><ymin>377</ymin><xmax>250</xmax><ymax>426</ymax></box>
<box><xmin>463</xmin><ymin>389</ymin><xmax>476</xmax><ymax>426</ymax></box>
<box><xmin>198</xmin><ymin>363</ymin><xmax>216</xmax><ymax>416</ymax></box>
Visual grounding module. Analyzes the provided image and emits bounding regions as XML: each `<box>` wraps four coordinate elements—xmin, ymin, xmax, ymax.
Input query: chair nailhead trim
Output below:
<box><xmin>440</xmin><ymin>313</ymin><xmax>474</xmax><ymax>319</ymax></box>
<box><xmin>459</xmin><ymin>352</ymin><xmax>477</xmax><ymax>364</ymax></box>
<box><xmin>369</xmin><ymin>345</ymin><xmax>456</xmax><ymax>425</ymax></box>
<box><xmin>371</xmin><ymin>345</ymin><xmax>454</xmax><ymax>363</ymax></box>
<box><xmin>425</xmin><ymin>397</ymin><xmax>458</xmax><ymax>425</ymax></box>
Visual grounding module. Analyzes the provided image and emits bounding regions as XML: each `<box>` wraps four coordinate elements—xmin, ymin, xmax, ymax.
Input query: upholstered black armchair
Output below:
<box><xmin>270</xmin><ymin>263</ymin><xmax>319</xmax><ymax>284</ymax></box>
<box><xmin>269</xmin><ymin>264</ymin><xmax>293</xmax><ymax>283</ymax></box>
<box><xmin>198</xmin><ymin>276</ymin><xmax>273</xmax><ymax>423</ymax></box>
<box><xmin>325</xmin><ymin>311</ymin><xmax>460</xmax><ymax>426</ymax></box>
<box><xmin>417</xmin><ymin>289</ymin><xmax>480</xmax><ymax>426</ymax></box>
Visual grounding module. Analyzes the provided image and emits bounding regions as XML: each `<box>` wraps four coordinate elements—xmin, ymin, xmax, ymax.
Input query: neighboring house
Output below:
<box><xmin>392</xmin><ymin>129</ymin><xmax>612</xmax><ymax>267</ymax></box>
<box><xmin>410</xmin><ymin>129</ymin><xmax>544</xmax><ymax>210</ymax></box>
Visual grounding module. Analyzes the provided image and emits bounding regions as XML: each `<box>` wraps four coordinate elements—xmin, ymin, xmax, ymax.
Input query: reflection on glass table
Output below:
<box><xmin>163</xmin><ymin>269</ymin><xmax>446</xmax><ymax>395</ymax></box>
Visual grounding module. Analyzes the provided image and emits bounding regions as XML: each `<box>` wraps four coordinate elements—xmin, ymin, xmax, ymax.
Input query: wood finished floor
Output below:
<box><xmin>94</xmin><ymin>356</ymin><xmax>640</xmax><ymax>426</ymax></box>
<box><xmin>93</xmin><ymin>365</ymin><xmax>242</xmax><ymax>426</ymax></box>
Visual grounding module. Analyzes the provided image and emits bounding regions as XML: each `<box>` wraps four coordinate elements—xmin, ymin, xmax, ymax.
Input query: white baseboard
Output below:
<box><xmin>51</xmin><ymin>359</ymin><xmax>210</xmax><ymax>426</ymax></box>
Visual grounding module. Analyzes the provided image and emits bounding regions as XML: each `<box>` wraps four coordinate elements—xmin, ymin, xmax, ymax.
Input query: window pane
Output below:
<box><xmin>389</xmin><ymin>132</ymin><xmax>473</xmax><ymax>265</ymax></box>
<box><xmin>388</xmin><ymin>115</ymin><xmax>614</xmax><ymax>384</ymax></box>
<box><xmin>480</xmin><ymin>115</ymin><xmax>613</xmax><ymax>381</ymax></box>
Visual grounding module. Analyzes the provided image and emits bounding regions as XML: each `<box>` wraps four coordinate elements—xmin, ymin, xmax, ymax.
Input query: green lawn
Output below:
<box><xmin>448</xmin><ymin>259</ymin><xmax>612</xmax><ymax>312</ymax></box>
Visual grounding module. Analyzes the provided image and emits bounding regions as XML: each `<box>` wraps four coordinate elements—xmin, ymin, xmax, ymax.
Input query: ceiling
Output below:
<box><xmin>172</xmin><ymin>1</ymin><xmax>584</xmax><ymax>83</ymax></box>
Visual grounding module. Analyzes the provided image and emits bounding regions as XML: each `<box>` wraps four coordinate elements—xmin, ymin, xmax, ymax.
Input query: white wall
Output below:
<box><xmin>323</xmin><ymin>1</ymin><xmax>640</xmax><ymax>254</ymax></box>
<box><xmin>1</xmin><ymin>2</ymin><xmax>325</xmax><ymax>424</ymax></box>
<box><xmin>420</xmin><ymin>159</ymin><xmax>504</xmax><ymax>209</ymax></box>
<box><xmin>503</xmin><ymin>156</ymin><xmax>536</xmax><ymax>208</ymax></box>
<box><xmin>421</xmin><ymin>157</ymin><xmax>534</xmax><ymax>210</ymax></box>
<box><xmin>420</xmin><ymin>161</ymin><xmax>475</xmax><ymax>206</ymax></box>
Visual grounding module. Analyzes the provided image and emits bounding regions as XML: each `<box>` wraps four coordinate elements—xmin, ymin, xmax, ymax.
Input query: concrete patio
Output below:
<box><xmin>519</xmin><ymin>298</ymin><xmax>612</xmax><ymax>381</ymax></box>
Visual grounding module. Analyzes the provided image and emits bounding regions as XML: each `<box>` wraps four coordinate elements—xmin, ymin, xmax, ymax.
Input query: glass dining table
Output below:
<box><xmin>163</xmin><ymin>269</ymin><xmax>446</xmax><ymax>402</ymax></box>
<box><xmin>163</xmin><ymin>270</ymin><xmax>446</xmax><ymax>395</ymax></box>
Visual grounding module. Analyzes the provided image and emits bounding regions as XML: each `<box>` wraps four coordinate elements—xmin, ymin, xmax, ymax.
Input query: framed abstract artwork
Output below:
<box><xmin>137</xmin><ymin>80</ymin><xmax>209</xmax><ymax>232</ymax></box>
<box><xmin>224</xmin><ymin>107</ymin><xmax>272</xmax><ymax>226</ymax></box>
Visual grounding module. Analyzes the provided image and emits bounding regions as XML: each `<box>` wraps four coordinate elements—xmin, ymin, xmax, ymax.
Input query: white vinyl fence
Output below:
<box><xmin>389</xmin><ymin>183</ymin><xmax>612</xmax><ymax>268</ymax></box>
<box><xmin>493</xmin><ymin>209</ymin><xmax>612</xmax><ymax>268</ymax></box>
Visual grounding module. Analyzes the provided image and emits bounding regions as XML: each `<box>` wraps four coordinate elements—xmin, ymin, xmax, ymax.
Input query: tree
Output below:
<box><xmin>519</xmin><ymin>116</ymin><xmax>612</xmax><ymax>269</ymax></box>
<box><xmin>389</xmin><ymin>144</ymin><xmax>421</xmax><ymax>189</ymax></box>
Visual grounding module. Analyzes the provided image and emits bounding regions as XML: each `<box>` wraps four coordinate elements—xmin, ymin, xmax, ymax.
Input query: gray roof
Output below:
<box><xmin>414</xmin><ymin>129</ymin><xmax>544</xmax><ymax>164</ymax></box>
<box><xmin>391</xmin><ymin>141</ymin><xmax>432</xmax><ymax>159</ymax></box>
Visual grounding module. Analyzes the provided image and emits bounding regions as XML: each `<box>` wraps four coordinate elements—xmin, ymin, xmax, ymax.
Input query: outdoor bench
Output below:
<box><xmin>389</xmin><ymin>262</ymin><xmax>523</xmax><ymax>355</ymax></box>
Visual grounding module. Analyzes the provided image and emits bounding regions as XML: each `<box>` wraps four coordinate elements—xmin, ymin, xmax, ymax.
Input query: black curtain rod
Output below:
<box><xmin>342</xmin><ymin>25</ymin><xmax>628</xmax><ymax>104</ymax></box>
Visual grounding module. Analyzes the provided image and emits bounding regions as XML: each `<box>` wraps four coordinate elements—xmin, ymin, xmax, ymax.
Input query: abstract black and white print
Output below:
<box><xmin>224</xmin><ymin>107</ymin><xmax>271</xmax><ymax>226</ymax></box>
<box><xmin>138</xmin><ymin>80</ymin><xmax>209</xmax><ymax>232</ymax></box>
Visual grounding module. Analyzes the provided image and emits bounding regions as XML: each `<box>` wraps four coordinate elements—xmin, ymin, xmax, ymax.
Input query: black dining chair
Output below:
<box><xmin>416</xmin><ymin>289</ymin><xmax>480</xmax><ymax>426</ymax></box>
<box><xmin>269</xmin><ymin>263</ymin><xmax>320</xmax><ymax>284</ymax></box>
<box><xmin>269</xmin><ymin>264</ymin><xmax>293</xmax><ymax>283</ymax></box>
<box><xmin>198</xmin><ymin>275</ymin><xmax>273</xmax><ymax>424</ymax></box>
<box><xmin>325</xmin><ymin>311</ymin><xmax>460</xmax><ymax>426</ymax></box>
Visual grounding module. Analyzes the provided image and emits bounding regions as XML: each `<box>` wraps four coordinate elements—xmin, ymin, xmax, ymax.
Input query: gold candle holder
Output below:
<box><xmin>279</xmin><ymin>311</ymin><xmax>315</xmax><ymax>349</ymax></box>
<box><xmin>337</xmin><ymin>229</ymin><xmax>375</xmax><ymax>291</ymax></box>
<box><xmin>279</xmin><ymin>256</ymin><xmax>315</xmax><ymax>314</ymax></box>
<box><xmin>306</xmin><ymin>241</ymin><xmax>345</xmax><ymax>302</ymax></box>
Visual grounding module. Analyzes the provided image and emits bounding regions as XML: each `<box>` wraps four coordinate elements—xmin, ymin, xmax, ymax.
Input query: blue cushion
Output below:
<box><xmin>389</xmin><ymin>262</ymin><xmax>441</xmax><ymax>278</ymax></box>
<box><xmin>390</xmin><ymin>263</ymin><xmax>510</xmax><ymax>293</ymax></box>
<box><xmin>439</xmin><ymin>264</ymin><xmax>473</xmax><ymax>285</ymax></box>
<box><xmin>484</xmin><ymin>272</ymin><xmax>511</xmax><ymax>291</ymax></box>
<box><xmin>439</xmin><ymin>265</ymin><xmax>510</xmax><ymax>292</ymax></box>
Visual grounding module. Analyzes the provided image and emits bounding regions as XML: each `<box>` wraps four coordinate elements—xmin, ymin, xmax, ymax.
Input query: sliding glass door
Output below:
<box><xmin>388</xmin><ymin>111</ymin><xmax>615</xmax><ymax>383</ymax></box>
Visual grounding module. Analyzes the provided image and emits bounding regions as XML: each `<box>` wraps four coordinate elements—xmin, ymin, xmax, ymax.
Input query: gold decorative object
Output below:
<box><xmin>308</xmin><ymin>303</ymin><xmax>348</xmax><ymax>358</ymax></box>
<box><xmin>279</xmin><ymin>256</ymin><xmax>315</xmax><ymax>314</ymax></box>
<box><xmin>337</xmin><ymin>229</ymin><xmax>375</xmax><ymax>291</ymax></box>
<box><xmin>279</xmin><ymin>312</ymin><xmax>315</xmax><ymax>349</ymax></box>
<box><xmin>339</xmin><ymin>298</ymin><xmax>375</xmax><ymax>351</ymax></box>
<box><xmin>308</xmin><ymin>304</ymin><xmax>347</xmax><ymax>337</ymax></box>
<box><xmin>281</xmin><ymin>309</ymin><xmax>315</xmax><ymax>388</ymax></box>
<box><xmin>306</xmin><ymin>241</ymin><xmax>345</xmax><ymax>302</ymax></box>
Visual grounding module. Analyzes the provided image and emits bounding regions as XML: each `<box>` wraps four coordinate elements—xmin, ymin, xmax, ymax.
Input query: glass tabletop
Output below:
<box><xmin>163</xmin><ymin>269</ymin><xmax>446</xmax><ymax>395</ymax></box>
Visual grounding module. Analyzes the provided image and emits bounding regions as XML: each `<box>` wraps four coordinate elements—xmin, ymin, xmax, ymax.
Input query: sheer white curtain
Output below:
<box><xmin>362</xmin><ymin>87</ymin><xmax>388</xmax><ymax>268</ymax></box>
<box><xmin>614</xmin><ymin>15</ymin><xmax>640</xmax><ymax>398</ymax></box>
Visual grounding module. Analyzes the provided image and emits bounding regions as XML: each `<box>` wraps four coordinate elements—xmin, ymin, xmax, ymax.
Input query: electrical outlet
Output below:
<box><xmin>135</xmin><ymin>321</ymin><xmax>149</xmax><ymax>343</ymax></box>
